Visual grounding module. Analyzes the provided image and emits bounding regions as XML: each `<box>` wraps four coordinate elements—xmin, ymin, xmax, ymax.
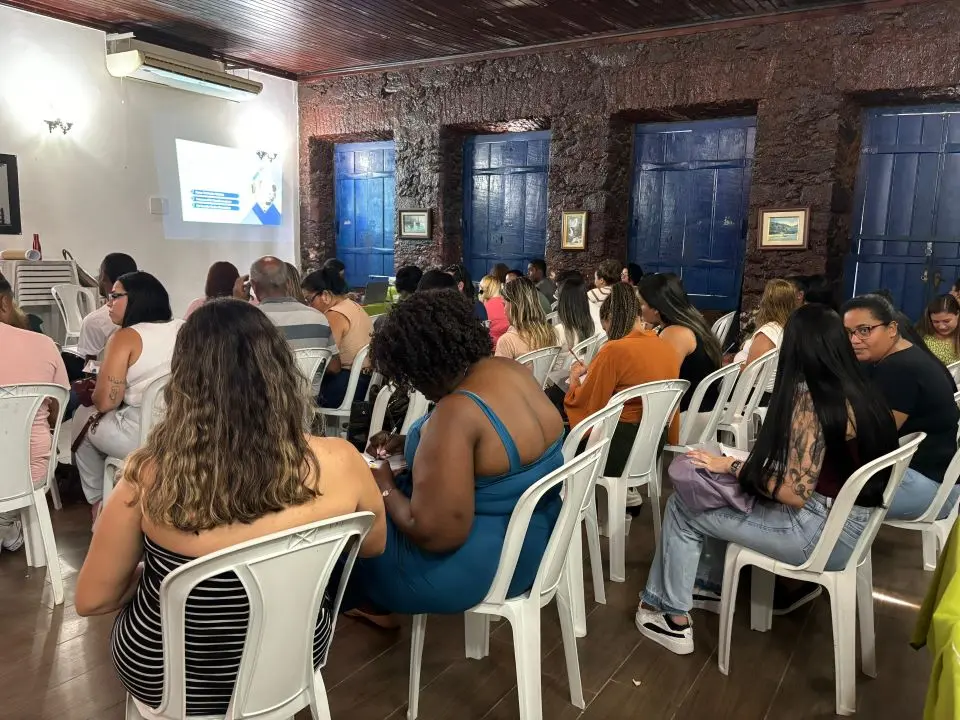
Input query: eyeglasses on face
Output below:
<box><xmin>107</xmin><ymin>291</ymin><xmax>128</xmax><ymax>302</ymax></box>
<box><xmin>845</xmin><ymin>323</ymin><xmax>887</xmax><ymax>339</ymax></box>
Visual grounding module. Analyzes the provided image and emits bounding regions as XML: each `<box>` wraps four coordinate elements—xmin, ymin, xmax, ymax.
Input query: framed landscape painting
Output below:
<box><xmin>398</xmin><ymin>209</ymin><xmax>432</xmax><ymax>239</ymax></box>
<box><xmin>758</xmin><ymin>207</ymin><xmax>809</xmax><ymax>250</ymax></box>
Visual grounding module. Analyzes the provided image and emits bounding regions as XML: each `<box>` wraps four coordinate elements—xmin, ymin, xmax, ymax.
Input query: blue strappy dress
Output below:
<box><xmin>352</xmin><ymin>390</ymin><xmax>564</xmax><ymax>614</ymax></box>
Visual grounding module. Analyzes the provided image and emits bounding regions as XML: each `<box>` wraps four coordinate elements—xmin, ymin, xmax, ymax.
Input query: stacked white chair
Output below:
<box><xmin>711</xmin><ymin>311</ymin><xmax>736</xmax><ymax>342</ymax></box>
<box><xmin>103</xmin><ymin>373</ymin><xmax>171</xmax><ymax>504</ymax></box>
<box><xmin>595</xmin><ymin>379</ymin><xmax>689</xmax><ymax>581</ymax></box>
<box><xmin>561</xmin><ymin>402</ymin><xmax>626</xmax><ymax>636</ymax></box>
<box><xmin>718</xmin><ymin>433</ymin><xmax>924</xmax><ymax>716</ymax></box>
<box><xmin>884</xmin><ymin>442</ymin><xmax>960</xmax><ymax>571</ymax></box>
<box><xmin>516</xmin><ymin>346</ymin><xmax>562</xmax><ymax>390</ymax></box>
<box><xmin>716</xmin><ymin>348</ymin><xmax>777</xmax><ymax>451</ymax></box>
<box><xmin>124</xmin><ymin>512</ymin><xmax>374</xmax><ymax>720</ymax></box>
<box><xmin>316</xmin><ymin>344</ymin><xmax>371</xmax><ymax>438</ymax></box>
<box><xmin>406</xmin><ymin>440</ymin><xmax>609</xmax><ymax>720</ymax></box>
<box><xmin>0</xmin><ymin>384</ymin><xmax>69</xmax><ymax>604</ymax></box>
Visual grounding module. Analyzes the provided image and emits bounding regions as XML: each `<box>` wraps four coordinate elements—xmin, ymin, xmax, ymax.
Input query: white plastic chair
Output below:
<box><xmin>884</xmin><ymin>442</ymin><xmax>960</xmax><ymax>571</ymax></box>
<box><xmin>51</xmin><ymin>283</ymin><xmax>96</xmax><ymax>353</ymax></box>
<box><xmin>369</xmin><ymin>384</ymin><xmax>431</xmax><ymax>436</ymax></box>
<box><xmin>716</xmin><ymin>348</ymin><xmax>777</xmax><ymax>451</ymax></box>
<box><xmin>516</xmin><ymin>346</ymin><xmax>562</xmax><ymax>390</ymax></box>
<box><xmin>711</xmin><ymin>311</ymin><xmax>736</xmax><ymax>342</ymax></box>
<box><xmin>574</xmin><ymin>331</ymin><xmax>607</xmax><ymax>366</ymax></box>
<box><xmin>676</xmin><ymin>362</ymin><xmax>741</xmax><ymax>447</ymax></box>
<box><xmin>718</xmin><ymin>432</ymin><xmax>924</xmax><ymax>716</ymax></box>
<box><xmin>316</xmin><ymin>344</ymin><xmax>370</xmax><ymax>438</ymax></box>
<box><xmin>406</xmin><ymin>440</ymin><xmax>609</xmax><ymax>720</ymax></box>
<box><xmin>561</xmin><ymin>402</ymin><xmax>626</xmax><ymax>637</ymax></box>
<box><xmin>597</xmin><ymin>379</ymin><xmax>689</xmax><ymax>581</ymax></box>
<box><xmin>125</xmin><ymin>512</ymin><xmax>374</xmax><ymax>720</ymax></box>
<box><xmin>103</xmin><ymin>373</ymin><xmax>171</xmax><ymax>503</ymax></box>
<box><xmin>948</xmin><ymin>361</ymin><xmax>960</xmax><ymax>385</ymax></box>
<box><xmin>545</xmin><ymin>311</ymin><xmax>559</xmax><ymax>326</ymax></box>
<box><xmin>0</xmin><ymin>384</ymin><xmax>69</xmax><ymax>604</ymax></box>
<box><xmin>293</xmin><ymin>347</ymin><xmax>334</xmax><ymax>392</ymax></box>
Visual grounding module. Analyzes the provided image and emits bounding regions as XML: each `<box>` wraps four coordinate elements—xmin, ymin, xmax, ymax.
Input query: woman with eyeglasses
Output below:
<box><xmin>841</xmin><ymin>294</ymin><xmax>960</xmax><ymax>521</ymax></box>
<box><xmin>73</xmin><ymin>272</ymin><xmax>184</xmax><ymax>523</ymax></box>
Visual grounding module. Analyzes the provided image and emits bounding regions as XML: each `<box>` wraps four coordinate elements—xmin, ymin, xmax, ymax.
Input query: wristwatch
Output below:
<box><xmin>729</xmin><ymin>459</ymin><xmax>743</xmax><ymax>475</ymax></box>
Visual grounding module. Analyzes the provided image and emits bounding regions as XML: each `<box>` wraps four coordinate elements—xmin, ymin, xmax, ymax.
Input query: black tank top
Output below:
<box><xmin>678</xmin><ymin>332</ymin><xmax>719</xmax><ymax>412</ymax></box>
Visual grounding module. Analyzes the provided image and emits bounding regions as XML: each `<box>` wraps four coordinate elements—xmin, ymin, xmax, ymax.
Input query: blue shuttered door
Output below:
<box><xmin>846</xmin><ymin>106</ymin><xmax>960</xmax><ymax>320</ymax></box>
<box><xmin>334</xmin><ymin>141</ymin><xmax>396</xmax><ymax>288</ymax></box>
<box><xmin>463</xmin><ymin>131</ymin><xmax>551</xmax><ymax>282</ymax></box>
<box><xmin>630</xmin><ymin>117</ymin><xmax>755</xmax><ymax>311</ymax></box>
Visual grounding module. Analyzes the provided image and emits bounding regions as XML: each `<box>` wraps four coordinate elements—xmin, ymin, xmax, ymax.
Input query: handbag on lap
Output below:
<box><xmin>667</xmin><ymin>442</ymin><xmax>756</xmax><ymax>514</ymax></box>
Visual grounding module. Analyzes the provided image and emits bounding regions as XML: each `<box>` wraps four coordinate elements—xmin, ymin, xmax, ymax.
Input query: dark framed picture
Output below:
<box><xmin>398</xmin><ymin>209</ymin><xmax>432</xmax><ymax>239</ymax></box>
<box><xmin>561</xmin><ymin>211</ymin><xmax>588</xmax><ymax>251</ymax></box>
<box><xmin>0</xmin><ymin>154</ymin><xmax>22</xmax><ymax>236</ymax></box>
<box><xmin>758</xmin><ymin>207</ymin><xmax>810</xmax><ymax>250</ymax></box>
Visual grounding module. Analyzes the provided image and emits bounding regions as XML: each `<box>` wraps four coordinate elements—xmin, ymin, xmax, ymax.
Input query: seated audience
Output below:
<box><xmin>733</xmin><ymin>278</ymin><xmax>798</xmax><ymax>394</ymax></box>
<box><xmin>621</xmin><ymin>262</ymin><xmax>644</xmax><ymax>286</ymax></box>
<box><xmin>75</xmin><ymin>299</ymin><xmax>386</xmax><ymax>715</ymax></box>
<box><xmin>495</xmin><ymin>277</ymin><xmax>559</xmax><ymax>360</ymax></box>
<box><xmin>637</xmin><ymin>274</ymin><xmax>722</xmax><ymax>412</ymax></box>
<box><xmin>588</xmin><ymin>259</ymin><xmax>622</xmax><ymax>330</ymax></box>
<box><xmin>285</xmin><ymin>261</ymin><xmax>307</xmax><ymax>303</ymax></box>
<box><xmin>786</xmin><ymin>274</ymin><xmax>809</xmax><ymax>305</ymax></box>
<box><xmin>0</xmin><ymin>271</ymin><xmax>69</xmax><ymax>552</ymax></box>
<box><xmin>183</xmin><ymin>261</ymin><xmax>240</xmax><ymax>319</ymax></box>
<box><xmin>491</xmin><ymin>262</ymin><xmax>510</xmax><ymax>285</ymax></box>
<box><xmin>394</xmin><ymin>265</ymin><xmax>423</xmax><ymax>302</ymax></box>
<box><xmin>505</xmin><ymin>268</ymin><xmax>523</xmax><ymax>284</ymax></box>
<box><xmin>553</xmin><ymin>275</ymin><xmax>596</xmax><ymax>361</ymax></box>
<box><xmin>480</xmin><ymin>274</ymin><xmax>509</xmax><ymax>344</ymax></box>
<box><xmin>951</xmin><ymin>278</ymin><xmax>960</xmax><ymax>303</ymax></box>
<box><xmin>446</xmin><ymin>263</ymin><xmax>488</xmax><ymax>321</ymax></box>
<box><xmin>565</xmin><ymin>283</ymin><xmax>681</xmax><ymax>477</ymax></box>
<box><xmin>803</xmin><ymin>274</ymin><xmax>838</xmax><ymax>310</ymax></box>
<box><xmin>348</xmin><ymin>288</ymin><xmax>563</xmax><ymax>615</ymax></box>
<box><xmin>323</xmin><ymin>257</ymin><xmax>347</xmax><ymax>285</ymax></box>
<box><xmin>303</xmin><ymin>267</ymin><xmax>374</xmax><ymax>408</ymax></box>
<box><xmin>636</xmin><ymin>304</ymin><xmax>899</xmax><ymax>655</ymax></box>
<box><xmin>418</xmin><ymin>268</ymin><xmax>458</xmax><ymax>291</ymax></box>
<box><xmin>918</xmin><ymin>294</ymin><xmax>960</xmax><ymax>365</ymax></box>
<box><xmin>842</xmin><ymin>294</ymin><xmax>960</xmax><ymax>521</ymax></box>
<box><xmin>77</xmin><ymin>253</ymin><xmax>138</xmax><ymax>360</ymax></box>
<box><xmin>73</xmin><ymin>272</ymin><xmax>184</xmax><ymax>519</ymax></box>
<box><xmin>528</xmin><ymin>258</ymin><xmax>556</xmax><ymax>305</ymax></box>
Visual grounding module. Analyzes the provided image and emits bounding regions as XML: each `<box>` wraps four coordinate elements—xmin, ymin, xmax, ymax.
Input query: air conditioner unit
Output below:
<box><xmin>105</xmin><ymin>35</ymin><xmax>262</xmax><ymax>102</ymax></box>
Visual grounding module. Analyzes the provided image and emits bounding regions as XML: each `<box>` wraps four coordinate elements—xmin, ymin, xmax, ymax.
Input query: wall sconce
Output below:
<box><xmin>44</xmin><ymin>118</ymin><xmax>74</xmax><ymax>135</ymax></box>
<box><xmin>256</xmin><ymin>150</ymin><xmax>278</xmax><ymax>162</ymax></box>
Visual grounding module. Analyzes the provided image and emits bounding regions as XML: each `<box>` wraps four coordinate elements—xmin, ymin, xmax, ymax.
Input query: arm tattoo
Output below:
<box><xmin>107</xmin><ymin>374</ymin><xmax>125</xmax><ymax>403</ymax></box>
<box><xmin>783</xmin><ymin>391</ymin><xmax>826</xmax><ymax>503</ymax></box>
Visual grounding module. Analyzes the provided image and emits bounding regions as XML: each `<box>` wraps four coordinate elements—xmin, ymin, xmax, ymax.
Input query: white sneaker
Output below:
<box><xmin>0</xmin><ymin>521</ymin><xmax>24</xmax><ymax>552</ymax></box>
<box><xmin>692</xmin><ymin>587</ymin><xmax>721</xmax><ymax>614</ymax></box>
<box><xmin>635</xmin><ymin>607</ymin><xmax>694</xmax><ymax>655</ymax></box>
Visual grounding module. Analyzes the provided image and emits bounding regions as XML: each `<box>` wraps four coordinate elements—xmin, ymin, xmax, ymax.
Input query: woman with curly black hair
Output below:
<box><xmin>350</xmin><ymin>288</ymin><xmax>565</xmax><ymax>616</ymax></box>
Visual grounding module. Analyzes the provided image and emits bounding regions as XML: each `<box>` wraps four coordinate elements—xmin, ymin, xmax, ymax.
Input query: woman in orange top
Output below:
<box><xmin>565</xmin><ymin>282</ymin><xmax>681</xmax><ymax>477</ymax></box>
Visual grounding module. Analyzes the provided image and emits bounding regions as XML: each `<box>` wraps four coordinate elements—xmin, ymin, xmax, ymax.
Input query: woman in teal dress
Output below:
<box><xmin>352</xmin><ymin>288</ymin><xmax>565</xmax><ymax>615</ymax></box>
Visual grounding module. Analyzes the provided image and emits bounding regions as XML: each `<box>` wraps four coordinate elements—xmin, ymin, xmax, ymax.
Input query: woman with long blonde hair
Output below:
<box><xmin>495</xmin><ymin>276</ymin><xmax>558</xmax><ymax>360</ymax></box>
<box><xmin>76</xmin><ymin>299</ymin><xmax>386</xmax><ymax>715</ymax></box>
<box><xmin>734</xmin><ymin>278</ymin><xmax>800</xmax><ymax>393</ymax></box>
<box><xmin>480</xmin><ymin>274</ymin><xmax>509</xmax><ymax>344</ymax></box>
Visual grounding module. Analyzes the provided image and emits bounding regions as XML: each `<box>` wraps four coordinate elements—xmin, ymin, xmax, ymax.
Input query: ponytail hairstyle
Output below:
<box><xmin>599</xmin><ymin>283</ymin><xmax>640</xmax><ymax>340</ymax></box>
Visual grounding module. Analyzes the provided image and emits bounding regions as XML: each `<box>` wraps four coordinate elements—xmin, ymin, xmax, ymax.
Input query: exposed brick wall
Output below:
<box><xmin>299</xmin><ymin>0</ymin><xmax>960</xmax><ymax>307</ymax></box>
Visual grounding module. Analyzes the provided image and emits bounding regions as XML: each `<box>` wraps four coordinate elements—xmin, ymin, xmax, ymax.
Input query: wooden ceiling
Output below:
<box><xmin>3</xmin><ymin>0</ymin><xmax>904</xmax><ymax>78</ymax></box>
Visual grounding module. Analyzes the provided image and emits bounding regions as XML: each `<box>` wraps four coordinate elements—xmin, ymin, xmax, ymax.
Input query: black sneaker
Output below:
<box><xmin>772</xmin><ymin>580</ymin><xmax>822</xmax><ymax>616</ymax></box>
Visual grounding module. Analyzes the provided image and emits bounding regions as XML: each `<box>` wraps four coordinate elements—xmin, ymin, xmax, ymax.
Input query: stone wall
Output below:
<box><xmin>298</xmin><ymin>0</ymin><xmax>960</xmax><ymax>308</ymax></box>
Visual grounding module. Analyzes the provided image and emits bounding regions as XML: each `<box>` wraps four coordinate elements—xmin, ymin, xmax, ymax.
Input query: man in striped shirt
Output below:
<box><xmin>249</xmin><ymin>256</ymin><xmax>341</xmax><ymax>374</ymax></box>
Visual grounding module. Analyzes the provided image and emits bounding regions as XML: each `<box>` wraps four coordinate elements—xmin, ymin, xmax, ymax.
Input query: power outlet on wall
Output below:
<box><xmin>148</xmin><ymin>197</ymin><xmax>169</xmax><ymax>216</ymax></box>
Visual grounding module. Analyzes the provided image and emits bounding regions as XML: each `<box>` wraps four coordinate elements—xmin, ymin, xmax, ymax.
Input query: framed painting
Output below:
<box><xmin>399</xmin><ymin>209</ymin><xmax>432</xmax><ymax>239</ymax></box>
<box><xmin>561</xmin><ymin>210</ymin><xmax>587</xmax><ymax>250</ymax></box>
<box><xmin>758</xmin><ymin>207</ymin><xmax>810</xmax><ymax>250</ymax></box>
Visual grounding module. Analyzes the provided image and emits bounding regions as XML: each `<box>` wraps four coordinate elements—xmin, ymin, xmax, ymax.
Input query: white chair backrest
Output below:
<box><xmin>955</xmin><ymin>391</ymin><xmax>960</xmax><ymax>442</ymax></box>
<box><xmin>610</xmin><ymin>379</ymin><xmax>690</xmax><ymax>482</ymax></box>
<box><xmin>331</xmin><ymin>344</ymin><xmax>370</xmax><ymax>411</ymax></box>
<box><xmin>481</xmin><ymin>440</ymin><xmax>608</xmax><ymax>606</ymax></box>
<box><xmin>51</xmin><ymin>284</ymin><xmax>94</xmax><ymax>337</ymax></box>
<box><xmin>712</xmin><ymin>311</ymin><xmax>735</xmax><ymax>342</ymax></box>
<box><xmin>293</xmin><ymin>348</ymin><xmax>334</xmax><ymax>392</ymax></box>
<box><xmin>948</xmin><ymin>361</ymin><xmax>960</xmax><ymax>385</ymax></box>
<box><xmin>720</xmin><ymin>348</ymin><xmax>777</xmax><ymax>425</ymax></box>
<box><xmin>679</xmin><ymin>363</ymin><xmax>741</xmax><ymax>445</ymax></box>
<box><xmin>913</xmin><ymin>442</ymin><xmax>960</xmax><ymax>524</ymax></box>
<box><xmin>516</xmin><ymin>346</ymin><xmax>562</xmax><ymax>390</ymax></box>
<box><xmin>0</xmin><ymin>384</ymin><xmax>69</xmax><ymax>508</ymax></box>
<box><xmin>546</xmin><ymin>312</ymin><xmax>560</xmax><ymax>326</ymax></box>
<box><xmin>403</xmin><ymin>391</ymin><xmax>431</xmax><ymax>434</ymax></box>
<box><xmin>798</xmin><ymin>433</ymin><xmax>924</xmax><ymax>575</ymax></box>
<box><xmin>153</xmin><ymin>512</ymin><xmax>374</xmax><ymax>719</ymax></box>
<box><xmin>139</xmin><ymin>373</ymin><xmax>171</xmax><ymax>445</ymax></box>
<box><xmin>368</xmin><ymin>385</ymin><xmax>431</xmax><ymax>437</ymax></box>
<box><xmin>571</xmin><ymin>331</ymin><xmax>607</xmax><ymax>366</ymax></box>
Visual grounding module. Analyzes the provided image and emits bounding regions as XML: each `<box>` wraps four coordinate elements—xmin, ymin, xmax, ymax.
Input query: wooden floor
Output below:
<box><xmin>0</xmin><ymin>498</ymin><xmax>934</xmax><ymax>720</ymax></box>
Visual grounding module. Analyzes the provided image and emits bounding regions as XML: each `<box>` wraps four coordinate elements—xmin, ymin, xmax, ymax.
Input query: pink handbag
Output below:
<box><xmin>667</xmin><ymin>442</ymin><xmax>756</xmax><ymax>514</ymax></box>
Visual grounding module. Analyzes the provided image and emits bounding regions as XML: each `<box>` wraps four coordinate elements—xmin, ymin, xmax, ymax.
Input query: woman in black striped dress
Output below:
<box><xmin>76</xmin><ymin>299</ymin><xmax>387</xmax><ymax>715</ymax></box>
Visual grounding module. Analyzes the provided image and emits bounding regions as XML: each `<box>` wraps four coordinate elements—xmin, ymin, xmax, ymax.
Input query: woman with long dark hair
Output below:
<box><xmin>554</xmin><ymin>275</ymin><xmax>595</xmax><ymax>357</ymax></box>
<box><xmin>445</xmin><ymin>262</ymin><xmax>488</xmax><ymax>321</ymax></box>
<box><xmin>637</xmin><ymin>273</ymin><xmax>722</xmax><ymax>412</ymax></box>
<box><xmin>635</xmin><ymin>304</ymin><xmax>899</xmax><ymax>655</ymax></box>
<box><xmin>183</xmin><ymin>261</ymin><xmax>240</xmax><ymax>319</ymax></box>
<box><xmin>73</xmin><ymin>272</ymin><xmax>184</xmax><ymax>521</ymax></box>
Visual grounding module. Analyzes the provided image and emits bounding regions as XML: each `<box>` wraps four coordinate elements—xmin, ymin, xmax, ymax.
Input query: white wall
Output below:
<box><xmin>0</xmin><ymin>4</ymin><xmax>299</xmax><ymax>315</ymax></box>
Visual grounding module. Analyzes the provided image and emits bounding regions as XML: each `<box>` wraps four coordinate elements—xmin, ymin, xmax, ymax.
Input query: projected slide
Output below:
<box><xmin>175</xmin><ymin>139</ymin><xmax>282</xmax><ymax>226</ymax></box>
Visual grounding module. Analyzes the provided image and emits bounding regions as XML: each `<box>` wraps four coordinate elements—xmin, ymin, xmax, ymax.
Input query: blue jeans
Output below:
<box><xmin>641</xmin><ymin>492</ymin><xmax>870</xmax><ymax>617</ymax></box>
<box><xmin>886</xmin><ymin>467</ymin><xmax>960</xmax><ymax>521</ymax></box>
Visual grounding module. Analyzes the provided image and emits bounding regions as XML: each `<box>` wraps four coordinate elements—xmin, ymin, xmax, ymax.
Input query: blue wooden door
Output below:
<box><xmin>334</xmin><ymin>141</ymin><xmax>396</xmax><ymax>288</ymax></box>
<box><xmin>846</xmin><ymin>106</ymin><xmax>960</xmax><ymax>320</ymax></box>
<box><xmin>629</xmin><ymin>117</ymin><xmax>756</xmax><ymax>311</ymax></box>
<box><xmin>463</xmin><ymin>131</ymin><xmax>551</xmax><ymax>282</ymax></box>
